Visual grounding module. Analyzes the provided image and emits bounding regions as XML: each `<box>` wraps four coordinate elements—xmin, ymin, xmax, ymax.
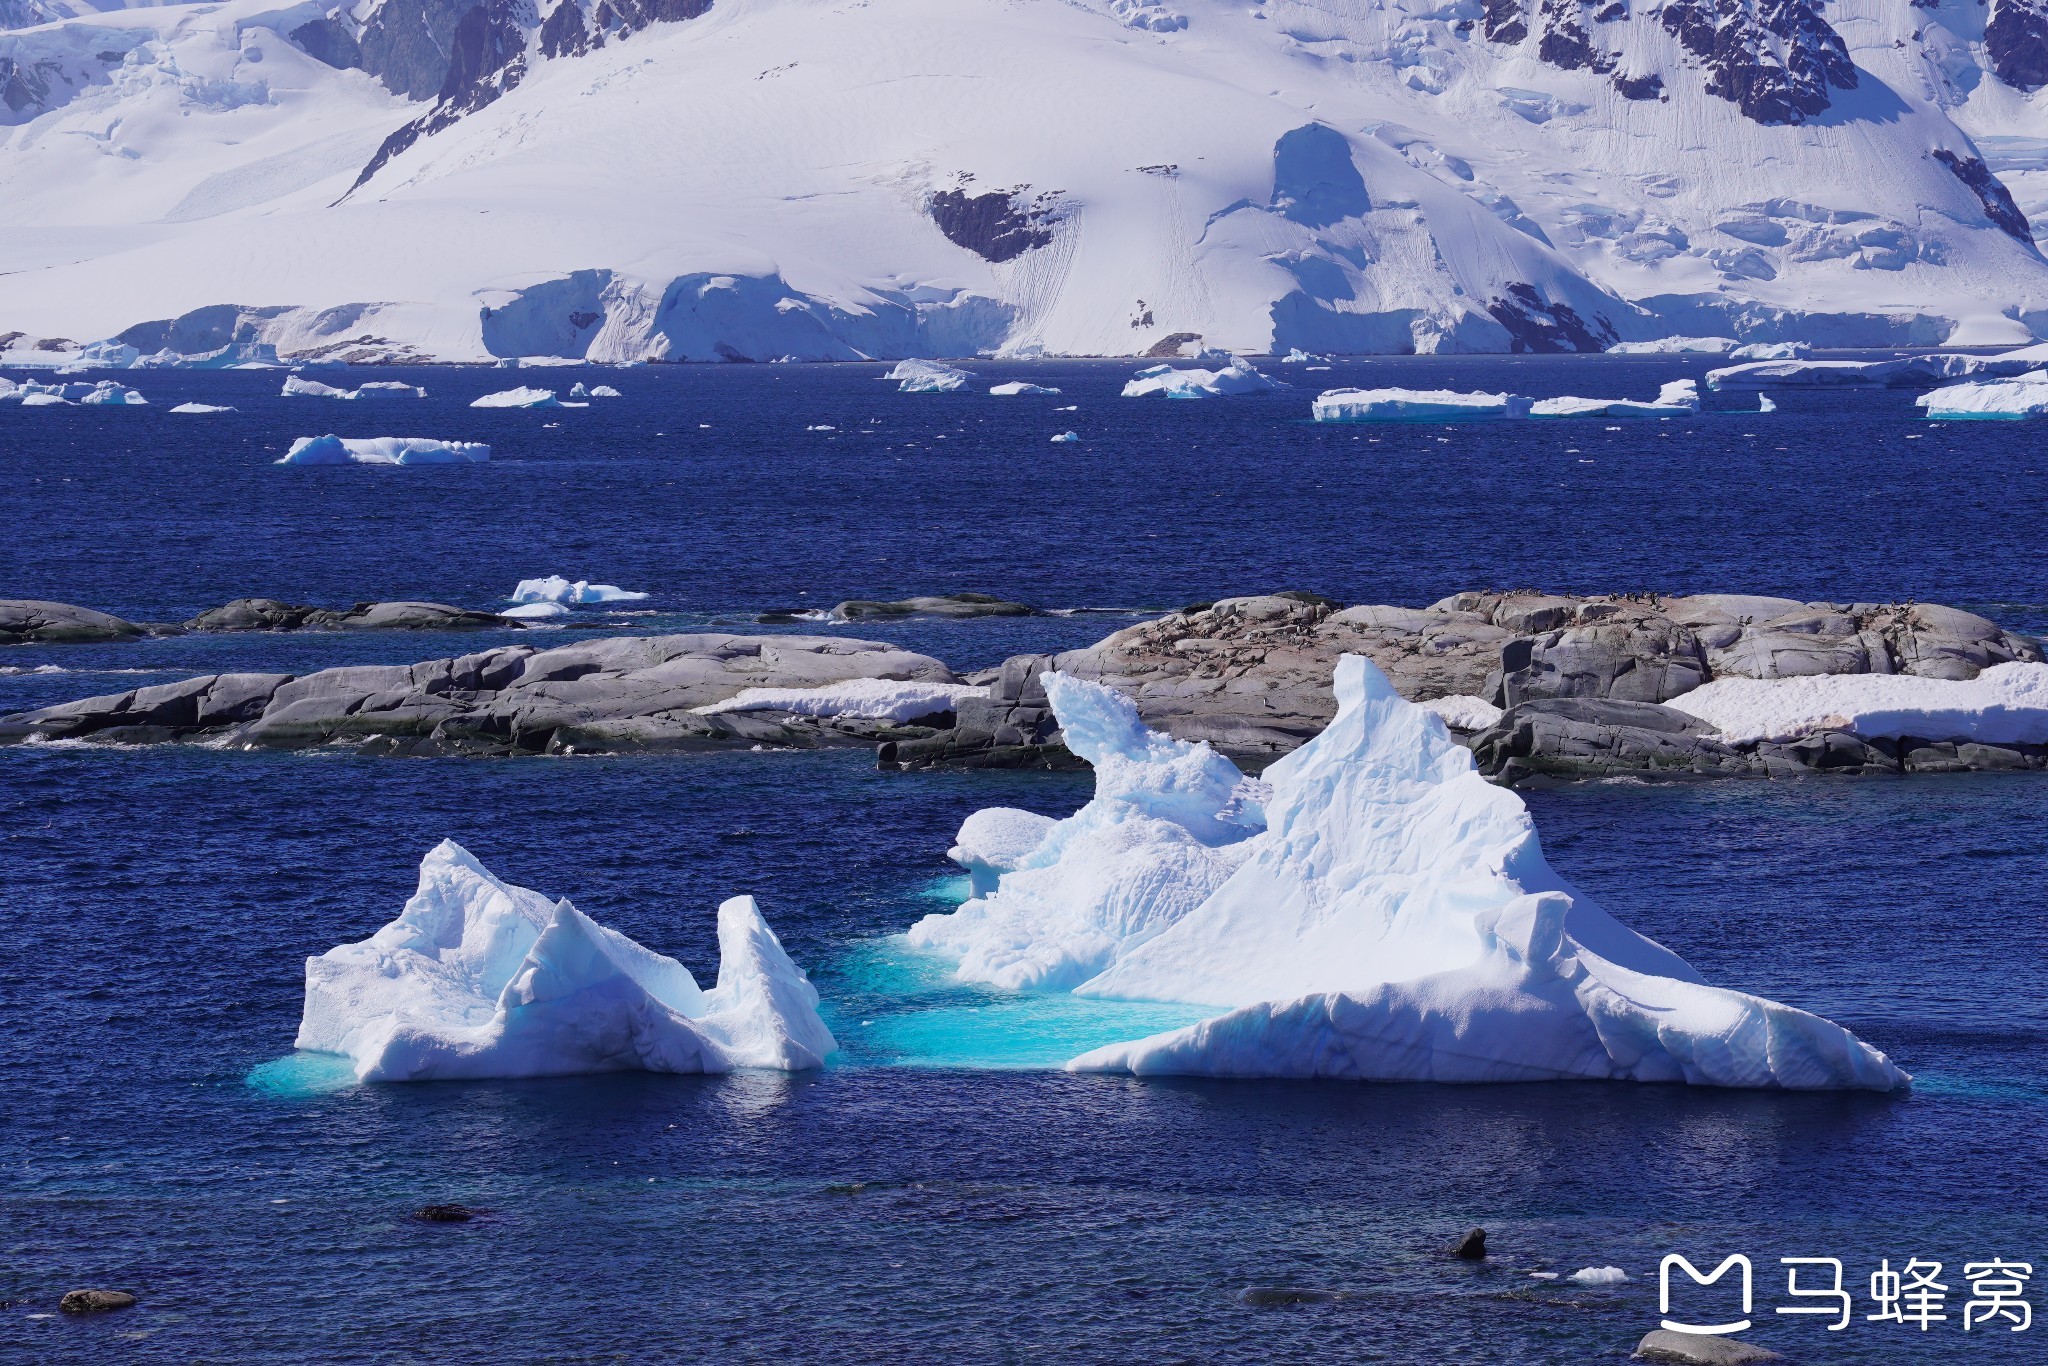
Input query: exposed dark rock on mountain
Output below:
<box><xmin>352</xmin><ymin>0</ymin><xmax>532</xmax><ymax>192</ymax></box>
<box><xmin>291</xmin><ymin>16</ymin><xmax>364</xmax><ymax>72</ymax></box>
<box><xmin>1658</xmin><ymin>0</ymin><xmax>1857</xmax><ymax>125</ymax></box>
<box><xmin>356</xmin><ymin>0</ymin><xmax>483</xmax><ymax>99</ymax></box>
<box><xmin>1538</xmin><ymin>0</ymin><xmax>1614</xmax><ymax>72</ymax></box>
<box><xmin>1933</xmin><ymin>149</ymin><xmax>2034</xmax><ymax>242</ymax></box>
<box><xmin>1987</xmin><ymin>0</ymin><xmax>2048</xmax><ymax>91</ymax></box>
<box><xmin>1486</xmin><ymin>283</ymin><xmax>1616</xmax><ymax>352</ymax></box>
<box><xmin>928</xmin><ymin>188</ymin><xmax>1060</xmax><ymax>263</ymax></box>
<box><xmin>1483</xmin><ymin>0</ymin><xmax>1528</xmax><ymax>44</ymax></box>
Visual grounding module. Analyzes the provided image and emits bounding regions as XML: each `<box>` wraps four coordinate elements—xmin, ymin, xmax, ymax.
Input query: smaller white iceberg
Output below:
<box><xmin>1122</xmin><ymin>359</ymin><xmax>1279</xmax><ymax>399</ymax></box>
<box><xmin>1915</xmin><ymin>371</ymin><xmax>2048</xmax><ymax>419</ymax></box>
<box><xmin>694</xmin><ymin>677</ymin><xmax>986</xmax><ymax>722</ymax></box>
<box><xmin>1607</xmin><ymin>337</ymin><xmax>1736</xmax><ymax>354</ymax></box>
<box><xmin>1665</xmin><ymin>662</ymin><xmax>2048</xmax><ymax>745</ymax></box>
<box><xmin>989</xmin><ymin>381</ymin><xmax>1062</xmax><ymax>396</ymax></box>
<box><xmin>1276</xmin><ymin>348</ymin><xmax>1329</xmax><ymax>364</ymax></box>
<box><xmin>472</xmin><ymin>386</ymin><xmax>562</xmax><ymax>408</ymax></box>
<box><xmin>353</xmin><ymin>381</ymin><xmax>428</xmax><ymax>399</ymax></box>
<box><xmin>509</xmin><ymin>575</ymin><xmax>650</xmax><ymax>605</ymax></box>
<box><xmin>1051</xmin><ymin>431</ymin><xmax>1080</xmax><ymax>443</ymax></box>
<box><xmin>500</xmin><ymin>602</ymin><xmax>570</xmax><ymax>620</ymax></box>
<box><xmin>20</xmin><ymin>392</ymin><xmax>70</xmax><ymax>407</ymax></box>
<box><xmin>79</xmin><ymin>380</ymin><xmax>148</xmax><ymax>406</ymax></box>
<box><xmin>1728</xmin><ymin>341</ymin><xmax>1810</xmax><ymax>361</ymax></box>
<box><xmin>887</xmin><ymin>359</ymin><xmax>974</xmax><ymax>393</ymax></box>
<box><xmin>589</xmin><ymin>384</ymin><xmax>622</xmax><ymax>398</ymax></box>
<box><xmin>295</xmin><ymin>841</ymin><xmax>836</xmax><ymax>1081</ymax></box>
<box><xmin>277</xmin><ymin>435</ymin><xmax>490</xmax><ymax>466</ymax></box>
<box><xmin>1758</xmin><ymin>395</ymin><xmax>1777</xmax><ymax>413</ymax></box>
<box><xmin>1569</xmin><ymin>1267</ymin><xmax>1629</xmax><ymax>1286</ymax></box>
<box><xmin>170</xmin><ymin>402</ymin><xmax>237</xmax><ymax>414</ymax></box>
<box><xmin>281</xmin><ymin>375</ymin><xmax>359</xmax><ymax>400</ymax></box>
<box><xmin>1531</xmin><ymin>379</ymin><xmax>1698</xmax><ymax>418</ymax></box>
<box><xmin>1313</xmin><ymin>388</ymin><xmax>1532</xmax><ymax>421</ymax></box>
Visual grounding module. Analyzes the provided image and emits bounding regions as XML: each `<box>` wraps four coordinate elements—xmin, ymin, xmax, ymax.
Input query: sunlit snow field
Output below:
<box><xmin>3</xmin><ymin>357</ymin><xmax>2046</xmax><ymax>1362</ymax></box>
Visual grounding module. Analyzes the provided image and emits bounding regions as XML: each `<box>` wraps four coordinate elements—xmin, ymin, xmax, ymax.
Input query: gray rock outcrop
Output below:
<box><xmin>185</xmin><ymin>598</ymin><xmax>508</xmax><ymax>632</ymax></box>
<box><xmin>761</xmin><ymin>592</ymin><xmax>1040</xmax><ymax>624</ymax></box>
<box><xmin>0</xmin><ymin>634</ymin><xmax>956</xmax><ymax>756</ymax></box>
<box><xmin>0</xmin><ymin>600</ymin><xmax>146</xmax><ymax>646</ymax></box>
<box><xmin>1633</xmin><ymin>1329</ymin><xmax>1783</xmax><ymax>1364</ymax></box>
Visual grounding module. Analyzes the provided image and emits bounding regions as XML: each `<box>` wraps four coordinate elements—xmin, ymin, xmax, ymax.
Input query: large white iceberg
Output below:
<box><xmin>1121</xmin><ymin>359</ymin><xmax>1278</xmax><ymax>398</ymax></box>
<box><xmin>1665</xmin><ymin>663</ymin><xmax>2048</xmax><ymax>745</ymax></box>
<box><xmin>1607</xmin><ymin>337</ymin><xmax>1737</xmax><ymax>354</ymax></box>
<box><xmin>1915</xmin><ymin>372</ymin><xmax>2048</xmax><ymax>419</ymax></box>
<box><xmin>1313</xmin><ymin>387</ymin><xmax>1532</xmax><ymax>421</ymax></box>
<box><xmin>989</xmin><ymin>381</ymin><xmax>1062</xmax><ymax>396</ymax></box>
<box><xmin>295</xmin><ymin>841</ymin><xmax>837</xmax><ymax>1081</ymax></box>
<box><xmin>1531</xmin><ymin>379</ymin><xmax>1698</xmax><ymax>418</ymax></box>
<box><xmin>471</xmin><ymin>386</ymin><xmax>564</xmax><ymax>408</ymax></box>
<box><xmin>277</xmin><ymin>435</ymin><xmax>491</xmax><ymax>465</ymax></box>
<box><xmin>281</xmin><ymin>375</ymin><xmax>360</xmax><ymax>399</ymax></box>
<box><xmin>918</xmin><ymin>659</ymin><xmax>1905</xmax><ymax>1089</ymax></box>
<box><xmin>694</xmin><ymin>677</ymin><xmax>987</xmax><ymax>722</ymax></box>
<box><xmin>887</xmin><ymin>359</ymin><xmax>974</xmax><ymax>393</ymax></box>
<box><xmin>78</xmin><ymin>380</ymin><xmax>148</xmax><ymax>406</ymax></box>
<box><xmin>1728</xmin><ymin>341</ymin><xmax>1811</xmax><ymax>361</ymax></box>
<box><xmin>905</xmin><ymin>675</ymin><xmax>1265</xmax><ymax>992</ymax></box>
<box><xmin>509</xmin><ymin>575</ymin><xmax>650</xmax><ymax>605</ymax></box>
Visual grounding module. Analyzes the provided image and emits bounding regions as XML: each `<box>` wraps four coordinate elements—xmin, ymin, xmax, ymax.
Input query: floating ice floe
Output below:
<box><xmin>1051</xmin><ymin>430</ymin><xmax>1080</xmax><ymax>443</ymax></box>
<box><xmin>1419</xmin><ymin>694</ymin><xmax>1504</xmax><ymax>731</ymax></box>
<box><xmin>949</xmin><ymin>807</ymin><xmax>1060</xmax><ymax>897</ymax></box>
<box><xmin>169</xmin><ymin>402</ymin><xmax>237</xmax><ymax>414</ymax></box>
<box><xmin>913</xmin><ymin>657</ymin><xmax>1906</xmax><ymax>1088</ymax></box>
<box><xmin>78</xmin><ymin>381</ymin><xmax>148</xmax><ymax>405</ymax></box>
<box><xmin>19</xmin><ymin>392</ymin><xmax>70</xmax><ymax>406</ymax></box>
<box><xmin>1570</xmin><ymin>1267</ymin><xmax>1630</xmax><ymax>1286</ymax></box>
<box><xmin>277</xmin><ymin>435</ymin><xmax>491</xmax><ymax>465</ymax></box>
<box><xmin>694</xmin><ymin>677</ymin><xmax>987</xmax><ymax>722</ymax></box>
<box><xmin>282</xmin><ymin>375</ymin><xmax>356</xmax><ymax>400</ymax></box>
<box><xmin>500</xmin><ymin>602</ymin><xmax>570</xmax><ymax>620</ymax></box>
<box><xmin>1704</xmin><ymin>352</ymin><xmax>2034</xmax><ymax>391</ymax></box>
<box><xmin>1728</xmin><ymin>341</ymin><xmax>1810</xmax><ymax>361</ymax></box>
<box><xmin>1531</xmin><ymin>379</ymin><xmax>1698</xmax><ymax>418</ymax></box>
<box><xmin>1121</xmin><ymin>358</ymin><xmax>1279</xmax><ymax>398</ymax></box>
<box><xmin>1758</xmin><ymin>395</ymin><xmax>1777</xmax><ymax>413</ymax></box>
<box><xmin>1276</xmin><ymin>348</ymin><xmax>1329</xmax><ymax>364</ymax></box>
<box><xmin>807</xmin><ymin>424</ymin><xmax>836</xmax><ymax>432</ymax></box>
<box><xmin>294</xmin><ymin>841</ymin><xmax>836</xmax><ymax>1081</ymax></box>
<box><xmin>589</xmin><ymin>384</ymin><xmax>622</xmax><ymax>398</ymax></box>
<box><xmin>1914</xmin><ymin>371</ymin><xmax>2048</xmax><ymax>419</ymax></box>
<box><xmin>989</xmin><ymin>381</ymin><xmax>1062</xmax><ymax>396</ymax></box>
<box><xmin>284</xmin><ymin>375</ymin><xmax>422</xmax><ymax>401</ymax></box>
<box><xmin>905</xmin><ymin>675</ymin><xmax>1265</xmax><ymax>992</ymax></box>
<box><xmin>354</xmin><ymin>381</ymin><xmax>428</xmax><ymax>399</ymax></box>
<box><xmin>471</xmin><ymin>386</ymin><xmax>563</xmax><ymax>408</ymax></box>
<box><xmin>1664</xmin><ymin>663</ymin><xmax>2048</xmax><ymax>745</ymax></box>
<box><xmin>887</xmin><ymin>359</ymin><xmax>974</xmax><ymax>393</ymax></box>
<box><xmin>1313</xmin><ymin>387</ymin><xmax>1532</xmax><ymax>421</ymax></box>
<box><xmin>1607</xmin><ymin>337</ymin><xmax>1737</xmax><ymax>354</ymax></box>
<box><xmin>509</xmin><ymin>575</ymin><xmax>650</xmax><ymax>605</ymax></box>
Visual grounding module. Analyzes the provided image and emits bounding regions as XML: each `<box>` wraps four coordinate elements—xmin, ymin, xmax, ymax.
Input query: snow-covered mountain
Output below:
<box><xmin>3</xmin><ymin>0</ymin><xmax>2046</xmax><ymax>361</ymax></box>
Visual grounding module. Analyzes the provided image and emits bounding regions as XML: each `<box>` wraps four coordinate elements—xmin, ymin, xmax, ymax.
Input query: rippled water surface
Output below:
<box><xmin>3</xmin><ymin>359</ymin><xmax>2045</xmax><ymax>1362</ymax></box>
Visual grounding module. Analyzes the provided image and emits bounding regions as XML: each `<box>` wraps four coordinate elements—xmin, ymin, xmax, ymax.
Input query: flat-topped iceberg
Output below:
<box><xmin>510</xmin><ymin>575</ymin><xmax>649</xmax><ymax>605</ymax></box>
<box><xmin>282</xmin><ymin>375</ymin><xmax>368</xmax><ymax>400</ymax></box>
<box><xmin>694</xmin><ymin>677</ymin><xmax>985</xmax><ymax>722</ymax></box>
<box><xmin>1728</xmin><ymin>341</ymin><xmax>1810</xmax><ymax>360</ymax></box>
<box><xmin>1531</xmin><ymin>379</ymin><xmax>1698</xmax><ymax>418</ymax></box>
<box><xmin>1705</xmin><ymin>352</ymin><xmax>2035</xmax><ymax>391</ymax></box>
<box><xmin>905</xmin><ymin>675</ymin><xmax>1265</xmax><ymax>992</ymax></box>
<box><xmin>1666</xmin><ymin>663</ymin><xmax>2048</xmax><ymax>745</ymax></box>
<box><xmin>1608</xmin><ymin>336</ymin><xmax>1736</xmax><ymax>354</ymax></box>
<box><xmin>989</xmin><ymin>381</ymin><xmax>1062</xmax><ymax>396</ymax></box>
<box><xmin>1915</xmin><ymin>372</ymin><xmax>2048</xmax><ymax>419</ymax></box>
<box><xmin>887</xmin><ymin>359</ymin><xmax>974</xmax><ymax>393</ymax></box>
<box><xmin>278</xmin><ymin>435</ymin><xmax>491</xmax><ymax>465</ymax></box>
<box><xmin>1121</xmin><ymin>359</ymin><xmax>1278</xmax><ymax>398</ymax></box>
<box><xmin>295</xmin><ymin>841</ymin><xmax>836</xmax><ymax>1081</ymax></box>
<box><xmin>1313</xmin><ymin>387</ymin><xmax>1532</xmax><ymax>421</ymax></box>
<box><xmin>919</xmin><ymin>658</ymin><xmax>1905</xmax><ymax>1089</ymax></box>
<box><xmin>471</xmin><ymin>386</ymin><xmax>563</xmax><ymax>408</ymax></box>
<box><xmin>169</xmin><ymin>402</ymin><xmax>237</xmax><ymax>414</ymax></box>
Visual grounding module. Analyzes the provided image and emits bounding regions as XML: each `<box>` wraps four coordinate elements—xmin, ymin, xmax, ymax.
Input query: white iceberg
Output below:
<box><xmin>471</xmin><ymin>386</ymin><xmax>563</xmax><ymax>408</ymax></box>
<box><xmin>694</xmin><ymin>677</ymin><xmax>986</xmax><ymax>722</ymax></box>
<box><xmin>281</xmin><ymin>375</ymin><xmax>359</xmax><ymax>399</ymax></box>
<box><xmin>989</xmin><ymin>381</ymin><xmax>1062</xmax><ymax>396</ymax></box>
<box><xmin>1759</xmin><ymin>395</ymin><xmax>1777</xmax><ymax>413</ymax></box>
<box><xmin>509</xmin><ymin>575</ymin><xmax>651</xmax><ymax>605</ymax></box>
<box><xmin>1051</xmin><ymin>430</ymin><xmax>1080</xmax><ymax>443</ymax></box>
<box><xmin>1728</xmin><ymin>341</ymin><xmax>1810</xmax><ymax>361</ymax></box>
<box><xmin>1276</xmin><ymin>348</ymin><xmax>1329</xmax><ymax>364</ymax></box>
<box><xmin>949</xmin><ymin>807</ymin><xmax>1060</xmax><ymax>897</ymax></box>
<box><xmin>1704</xmin><ymin>353</ymin><xmax>2029</xmax><ymax>391</ymax></box>
<box><xmin>78</xmin><ymin>380</ymin><xmax>147</xmax><ymax>405</ymax></box>
<box><xmin>589</xmin><ymin>384</ymin><xmax>623</xmax><ymax>398</ymax></box>
<box><xmin>277</xmin><ymin>435</ymin><xmax>491</xmax><ymax>466</ymax></box>
<box><xmin>19</xmin><ymin>392</ymin><xmax>70</xmax><ymax>407</ymax></box>
<box><xmin>170</xmin><ymin>402</ymin><xmax>237</xmax><ymax>414</ymax></box>
<box><xmin>1313</xmin><ymin>387</ymin><xmax>1532</xmax><ymax>421</ymax></box>
<box><xmin>905</xmin><ymin>675</ymin><xmax>1265</xmax><ymax>992</ymax></box>
<box><xmin>1915</xmin><ymin>371</ymin><xmax>2048</xmax><ymax>419</ymax></box>
<box><xmin>353</xmin><ymin>381</ymin><xmax>428</xmax><ymax>399</ymax></box>
<box><xmin>73</xmin><ymin>339</ymin><xmax>141</xmax><ymax>368</ymax></box>
<box><xmin>500</xmin><ymin>602</ymin><xmax>570</xmax><ymax>620</ymax></box>
<box><xmin>915</xmin><ymin>659</ymin><xmax>1904</xmax><ymax>1088</ymax></box>
<box><xmin>1531</xmin><ymin>379</ymin><xmax>1698</xmax><ymax>418</ymax></box>
<box><xmin>1570</xmin><ymin>1267</ymin><xmax>1630</xmax><ymax>1286</ymax></box>
<box><xmin>887</xmin><ymin>359</ymin><xmax>974</xmax><ymax>393</ymax></box>
<box><xmin>1664</xmin><ymin>662</ymin><xmax>2048</xmax><ymax>745</ymax></box>
<box><xmin>1607</xmin><ymin>337</ymin><xmax>1736</xmax><ymax>354</ymax></box>
<box><xmin>295</xmin><ymin>841</ymin><xmax>836</xmax><ymax>1081</ymax></box>
<box><xmin>1121</xmin><ymin>359</ymin><xmax>1279</xmax><ymax>398</ymax></box>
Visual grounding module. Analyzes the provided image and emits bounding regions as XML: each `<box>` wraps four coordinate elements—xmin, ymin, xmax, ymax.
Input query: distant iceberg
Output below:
<box><xmin>989</xmin><ymin>381</ymin><xmax>1062</xmax><ymax>396</ymax></box>
<box><xmin>278</xmin><ymin>435</ymin><xmax>490</xmax><ymax>465</ymax></box>
<box><xmin>1313</xmin><ymin>387</ymin><xmax>1532</xmax><ymax>421</ymax></box>
<box><xmin>1051</xmin><ymin>431</ymin><xmax>1080</xmax><ymax>443</ymax></box>
<box><xmin>1665</xmin><ymin>663</ymin><xmax>2048</xmax><ymax>745</ymax></box>
<box><xmin>887</xmin><ymin>359</ymin><xmax>974</xmax><ymax>393</ymax></box>
<box><xmin>78</xmin><ymin>380</ymin><xmax>148</xmax><ymax>406</ymax></box>
<box><xmin>282</xmin><ymin>375</ymin><xmax>357</xmax><ymax>400</ymax></box>
<box><xmin>169</xmin><ymin>402</ymin><xmax>237</xmax><ymax>414</ymax></box>
<box><xmin>509</xmin><ymin>575</ymin><xmax>649</xmax><ymax>604</ymax></box>
<box><xmin>284</xmin><ymin>374</ymin><xmax>423</xmax><ymax>401</ymax></box>
<box><xmin>695</xmin><ymin>677</ymin><xmax>985</xmax><ymax>722</ymax></box>
<box><xmin>295</xmin><ymin>841</ymin><xmax>836</xmax><ymax>1081</ymax></box>
<box><xmin>920</xmin><ymin>658</ymin><xmax>1905</xmax><ymax>1089</ymax></box>
<box><xmin>1531</xmin><ymin>379</ymin><xmax>1698</xmax><ymax>417</ymax></box>
<box><xmin>472</xmin><ymin>386</ymin><xmax>563</xmax><ymax>408</ymax></box>
<box><xmin>500</xmin><ymin>602</ymin><xmax>570</xmax><ymax>620</ymax></box>
<box><xmin>1607</xmin><ymin>336</ymin><xmax>1736</xmax><ymax>354</ymax></box>
<box><xmin>1121</xmin><ymin>359</ymin><xmax>1278</xmax><ymax>398</ymax></box>
<box><xmin>1915</xmin><ymin>371</ymin><xmax>2048</xmax><ymax>419</ymax></box>
<box><xmin>1727</xmin><ymin>341</ymin><xmax>1810</xmax><ymax>361</ymax></box>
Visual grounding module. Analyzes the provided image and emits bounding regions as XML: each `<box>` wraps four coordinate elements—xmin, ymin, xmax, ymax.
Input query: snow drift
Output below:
<box><xmin>694</xmin><ymin>677</ymin><xmax>986</xmax><ymax>722</ymax></box>
<box><xmin>915</xmin><ymin>657</ymin><xmax>1906</xmax><ymax>1089</ymax></box>
<box><xmin>1666</xmin><ymin>662</ymin><xmax>2048</xmax><ymax>744</ymax></box>
<box><xmin>295</xmin><ymin>840</ymin><xmax>837</xmax><ymax>1081</ymax></box>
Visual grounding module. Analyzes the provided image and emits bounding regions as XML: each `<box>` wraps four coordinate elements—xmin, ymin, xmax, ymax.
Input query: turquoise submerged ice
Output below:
<box><xmin>915</xmin><ymin>658</ymin><xmax>1908</xmax><ymax>1090</ymax></box>
<box><xmin>294</xmin><ymin>840</ymin><xmax>836</xmax><ymax>1081</ymax></box>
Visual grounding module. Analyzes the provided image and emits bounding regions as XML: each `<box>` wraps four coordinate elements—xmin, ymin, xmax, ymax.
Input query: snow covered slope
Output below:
<box><xmin>3</xmin><ymin>0</ymin><xmax>2045</xmax><ymax>360</ymax></box>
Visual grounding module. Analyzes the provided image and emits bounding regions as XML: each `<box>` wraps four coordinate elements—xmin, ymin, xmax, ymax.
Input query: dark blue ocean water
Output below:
<box><xmin>3</xmin><ymin>358</ymin><xmax>2046</xmax><ymax>1363</ymax></box>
